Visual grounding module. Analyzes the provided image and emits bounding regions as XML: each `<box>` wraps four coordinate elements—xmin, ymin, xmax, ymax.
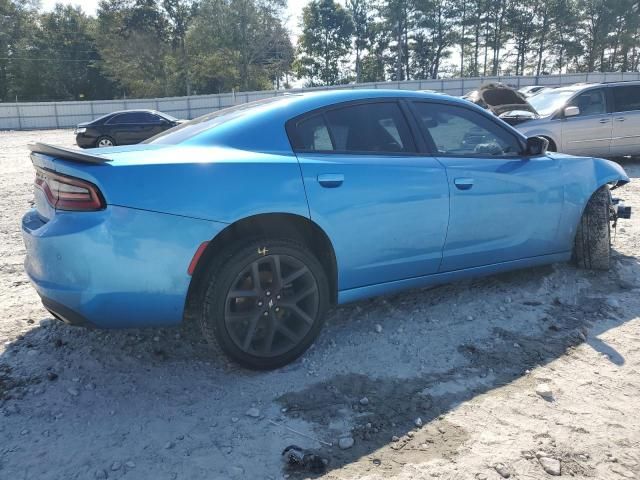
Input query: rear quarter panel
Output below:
<box><xmin>51</xmin><ymin>146</ymin><xmax>310</xmax><ymax>223</ymax></box>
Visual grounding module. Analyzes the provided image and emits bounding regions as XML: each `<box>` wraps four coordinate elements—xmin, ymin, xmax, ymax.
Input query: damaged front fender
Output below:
<box><xmin>592</xmin><ymin>157</ymin><xmax>630</xmax><ymax>190</ymax></box>
<box><xmin>552</xmin><ymin>154</ymin><xmax>631</xmax><ymax>247</ymax></box>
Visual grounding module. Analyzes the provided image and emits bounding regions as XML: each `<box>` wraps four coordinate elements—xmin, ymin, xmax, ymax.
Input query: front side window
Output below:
<box><xmin>612</xmin><ymin>85</ymin><xmax>640</xmax><ymax>113</ymax></box>
<box><xmin>568</xmin><ymin>89</ymin><xmax>606</xmax><ymax>116</ymax></box>
<box><xmin>413</xmin><ymin>102</ymin><xmax>522</xmax><ymax>157</ymax></box>
<box><xmin>290</xmin><ymin>102</ymin><xmax>416</xmax><ymax>154</ymax></box>
<box><xmin>107</xmin><ymin>112</ymin><xmax>150</xmax><ymax>124</ymax></box>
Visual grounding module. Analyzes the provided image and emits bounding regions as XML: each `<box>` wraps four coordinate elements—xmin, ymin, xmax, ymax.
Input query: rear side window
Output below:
<box><xmin>413</xmin><ymin>102</ymin><xmax>522</xmax><ymax>157</ymax></box>
<box><xmin>290</xmin><ymin>102</ymin><xmax>416</xmax><ymax>154</ymax></box>
<box><xmin>612</xmin><ymin>85</ymin><xmax>640</xmax><ymax>112</ymax></box>
<box><xmin>294</xmin><ymin>115</ymin><xmax>334</xmax><ymax>151</ymax></box>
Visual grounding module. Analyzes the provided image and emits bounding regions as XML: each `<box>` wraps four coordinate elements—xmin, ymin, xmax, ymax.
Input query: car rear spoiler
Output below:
<box><xmin>28</xmin><ymin>142</ymin><xmax>112</xmax><ymax>165</ymax></box>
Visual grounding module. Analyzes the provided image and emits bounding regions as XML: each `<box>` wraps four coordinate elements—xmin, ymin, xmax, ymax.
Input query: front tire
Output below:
<box><xmin>543</xmin><ymin>137</ymin><xmax>557</xmax><ymax>152</ymax></box>
<box><xmin>200</xmin><ymin>239</ymin><xmax>329</xmax><ymax>370</ymax></box>
<box><xmin>96</xmin><ymin>136</ymin><xmax>115</xmax><ymax>148</ymax></box>
<box><xmin>573</xmin><ymin>186</ymin><xmax>612</xmax><ymax>270</ymax></box>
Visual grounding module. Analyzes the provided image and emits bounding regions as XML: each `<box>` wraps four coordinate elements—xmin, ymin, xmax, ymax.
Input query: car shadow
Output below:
<box><xmin>0</xmin><ymin>252</ymin><xmax>638</xmax><ymax>478</ymax></box>
<box><xmin>275</xmin><ymin>256</ymin><xmax>639</xmax><ymax>476</ymax></box>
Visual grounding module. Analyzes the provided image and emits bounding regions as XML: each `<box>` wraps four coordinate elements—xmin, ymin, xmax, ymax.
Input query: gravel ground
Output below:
<box><xmin>1</xmin><ymin>129</ymin><xmax>640</xmax><ymax>480</ymax></box>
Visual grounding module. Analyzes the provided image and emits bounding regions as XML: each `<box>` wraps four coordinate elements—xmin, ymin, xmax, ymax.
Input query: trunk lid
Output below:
<box><xmin>29</xmin><ymin>142</ymin><xmax>112</xmax><ymax>165</ymax></box>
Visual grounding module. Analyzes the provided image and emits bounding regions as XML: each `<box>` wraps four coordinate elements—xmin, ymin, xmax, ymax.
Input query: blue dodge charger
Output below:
<box><xmin>22</xmin><ymin>90</ymin><xmax>631</xmax><ymax>369</ymax></box>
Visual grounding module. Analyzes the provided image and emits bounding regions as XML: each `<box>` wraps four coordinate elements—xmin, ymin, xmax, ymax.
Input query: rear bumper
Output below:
<box><xmin>22</xmin><ymin>206</ymin><xmax>227</xmax><ymax>328</ymax></box>
<box><xmin>41</xmin><ymin>296</ymin><xmax>94</xmax><ymax>327</ymax></box>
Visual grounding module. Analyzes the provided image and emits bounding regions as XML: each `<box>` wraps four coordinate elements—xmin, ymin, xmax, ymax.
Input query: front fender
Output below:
<box><xmin>555</xmin><ymin>154</ymin><xmax>630</xmax><ymax>248</ymax></box>
<box><xmin>592</xmin><ymin>157</ymin><xmax>630</xmax><ymax>190</ymax></box>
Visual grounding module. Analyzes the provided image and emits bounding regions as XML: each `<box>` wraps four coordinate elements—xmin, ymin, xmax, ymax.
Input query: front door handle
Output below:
<box><xmin>318</xmin><ymin>173</ymin><xmax>344</xmax><ymax>188</ymax></box>
<box><xmin>615</xmin><ymin>117</ymin><xmax>625</xmax><ymax>122</ymax></box>
<box><xmin>599</xmin><ymin>118</ymin><xmax>610</xmax><ymax>123</ymax></box>
<box><xmin>454</xmin><ymin>177</ymin><xmax>474</xmax><ymax>190</ymax></box>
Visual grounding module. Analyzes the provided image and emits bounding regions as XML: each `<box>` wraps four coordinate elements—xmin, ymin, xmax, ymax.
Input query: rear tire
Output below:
<box><xmin>573</xmin><ymin>186</ymin><xmax>612</xmax><ymax>270</ymax></box>
<box><xmin>200</xmin><ymin>238</ymin><xmax>329</xmax><ymax>370</ymax></box>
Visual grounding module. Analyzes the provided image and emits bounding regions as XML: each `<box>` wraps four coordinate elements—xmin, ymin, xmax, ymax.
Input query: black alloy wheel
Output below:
<box><xmin>200</xmin><ymin>239</ymin><xmax>329</xmax><ymax>370</ymax></box>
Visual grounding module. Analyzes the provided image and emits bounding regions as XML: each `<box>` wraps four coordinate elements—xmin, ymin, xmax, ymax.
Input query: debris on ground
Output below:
<box><xmin>538</xmin><ymin>456</ymin><xmax>562</xmax><ymax>476</ymax></box>
<box><xmin>282</xmin><ymin>445</ymin><xmax>327</xmax><ymax>474</ymax></box>
<box><xmin>338</xmin><ymin>436</ymin><xmax>354</xmax><ymax>450</ymax></box>
<box><xmin>494</xmin><ymin>463</ymin><xmax>511</xmax><ymax>478</ymax></box>
<box><xmin>535</xmin><ymin>383</ymin><xmax>554</xmax><ymax>400</ymax></box>
<box><xmin>245</xmin><ymin>407</ymin><xmax>260</xmax><ymax>418</ymax></box>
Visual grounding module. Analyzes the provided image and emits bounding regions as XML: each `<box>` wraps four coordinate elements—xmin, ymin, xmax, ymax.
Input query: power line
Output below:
<box><xmin>0</xmin><ymin>57</ymin><xmax>102</xmax><ymax>62</ymax></box>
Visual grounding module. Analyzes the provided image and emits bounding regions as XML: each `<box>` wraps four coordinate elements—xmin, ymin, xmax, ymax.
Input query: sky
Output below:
<box><xmin>40</xmin><ymin>0</ymin><xmax>311</xmax><ymax>36</ymax></box>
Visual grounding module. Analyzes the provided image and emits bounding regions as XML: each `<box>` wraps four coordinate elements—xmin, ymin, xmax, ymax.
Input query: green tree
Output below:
<box><xmin>188</xmin><ymin>0</ymin><xmax>292</xmax><ymax>93</ymax></box>
<box><xmin>35</xmin><ymin>5</ymin><xmax>115</xmax><ymax>100</ymax></box>
<box><xmin>295</xmin><ymin>0</ymin><xmax>354</xmax><ymax>86</ymax></box>
<box><xmin>359</xmin><ymin>16</ymin><xmax>389</xmax><ymax>82</ymax></box>
<box><xmin>347</xmin><ymin>0</ymin><xmax>374</xmax><ymax>82</ymax></box>
<box><xmin>412</xmin><ymin>0</ymin><xmax>456</xmax><ymax>78</ymax></box>
<box><xmin>505</xmin><ymin>1</ymin><xmax>535</xmax><ymax>75</ymax></box>
<box><xmin>0</xmin><ymin>0</ymin><xmax>38</xmax><ymax>101</ymax></box>
<box><xmin>162</xmin><ymin>0</ymin><xmax>198</xmax><ymax>95</ymax></box>
<box><xmin>95</xmin><ymin>0</ymin><xmax>171</xmax><ymax>97</ymax></box>
<box><xmin>379</xmin><ymin>0</ymin><xmax>415</xmax><ymax>80</ymax></box>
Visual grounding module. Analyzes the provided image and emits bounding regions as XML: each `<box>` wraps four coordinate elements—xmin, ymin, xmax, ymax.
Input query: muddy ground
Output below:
<box><xmin>1</xmin><ymin>129</ymin><xmax>639</xmax><ymax>480</ymax></box>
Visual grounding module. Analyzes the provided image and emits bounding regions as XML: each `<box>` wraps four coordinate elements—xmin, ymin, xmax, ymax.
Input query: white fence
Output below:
<box><xmin>1</xmin><ymin>71</ymin><xmax>639</xmax><ymax>130</ymax></box>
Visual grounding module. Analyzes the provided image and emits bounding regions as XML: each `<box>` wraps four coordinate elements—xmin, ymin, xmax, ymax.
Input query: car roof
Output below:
<box><xmin>252</xmin><ymin>88</ymin><xmax>470</xmax><ymax>117</ymax></box>
<box><xmin>105</xmin><ymin>109</ymin><xmax>163</xmax><ymax>116</ymax></box>
<box><xmin>294</xmin><ymin>88</ymin><xmax>458</xmax><ymax>102</ymax></box>
<box><xmin>550</xmin><ymin>80</ymin><xmax>640</xmax><ymax>93</ymax></box>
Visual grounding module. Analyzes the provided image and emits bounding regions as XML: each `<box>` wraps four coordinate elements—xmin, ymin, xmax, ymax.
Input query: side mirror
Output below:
<box><xmin>525</xmin><ymin>136</ymin><xmax>548</xmax><ymax>156</ymax></box>
<box><xmin>564</xmin><ymin>106</ymin><xmax>580</xmax><ymax>118</ymax></box>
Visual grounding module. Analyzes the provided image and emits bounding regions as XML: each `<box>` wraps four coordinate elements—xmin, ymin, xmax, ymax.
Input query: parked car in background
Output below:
<box><xmin>74</xmin><ymin>110</ymin><xmax>184</xmax><ymax>148</ymax></box>
<box><xmin>24</xmin><ymin>90</ymin><xmax>631</xmax><ymax>370</ymax></box>
<box><xmin>467</xmin><ymin>81</ymin><xmax>640</xmax><ymax>157</ymax></box>
<box><xmin>518</xmin><ymin>81</ymin><xmax>640</xmax><ymax>156</ymax></box>
<box><xmin>518</xmin><ymin>85</ymin><xmax>548</xmax><ymax>97</ymax></box>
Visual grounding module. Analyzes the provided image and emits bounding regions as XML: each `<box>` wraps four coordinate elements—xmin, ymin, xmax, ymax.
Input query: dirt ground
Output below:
<box><xmin>1</xmin><ymin>129</ymin><xmax>639</xmax><ymax>480</ymax></box>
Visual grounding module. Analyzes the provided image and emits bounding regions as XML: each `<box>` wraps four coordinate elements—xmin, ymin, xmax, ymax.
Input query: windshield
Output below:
<box><xmin>145</xmin><ymin>96</ymin><xmax>293</xmax><ymax>144</ymax></box>
<box><xmin>528</xmin><ymin>89</ymin><xmax>577</xmax><ymax>116</ymax></box>
<box><xmin>157</xmin><ymin>111</ymin><xmax>178</xmax><ymax>122</ymax></box>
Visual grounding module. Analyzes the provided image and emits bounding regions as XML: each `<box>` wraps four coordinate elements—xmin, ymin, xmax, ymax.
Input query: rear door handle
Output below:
<box><xmin>454</xmin><ymin>177</ymin><xmax>474</xmax><ymax>190</ymax></box>
<box><xmin>318</xmin><ymin>173</ymin><xmax>344</xmax><ymax>188</ymax></box>
<box><xmin>599</xmin><ymin>118</ymin><xmax>610</xmax><ymax>123</ymax></box>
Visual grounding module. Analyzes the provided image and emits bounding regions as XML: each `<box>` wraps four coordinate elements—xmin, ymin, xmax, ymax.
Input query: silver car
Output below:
<box><xmin>517</xmin><ymin>81</ymin><xmax>640</xmax><ymax>157</ymax></box>
<box><xmin>518</xmin><ymin>85</ymin><xmax>548</xmax><ymax>97</ymax></box>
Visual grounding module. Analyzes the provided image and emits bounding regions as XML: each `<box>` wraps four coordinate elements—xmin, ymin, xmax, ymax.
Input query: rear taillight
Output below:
<box><xmin>35</xmin><ymin>167</ymin><xmax>105</xmax><ymax>211</ymax></box>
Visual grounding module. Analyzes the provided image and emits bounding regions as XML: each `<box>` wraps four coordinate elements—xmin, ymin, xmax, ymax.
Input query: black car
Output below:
<box><xmin>74</xmin><ymin>110</ymin><xmax>184</xmax><ymax>148</ymax></box>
